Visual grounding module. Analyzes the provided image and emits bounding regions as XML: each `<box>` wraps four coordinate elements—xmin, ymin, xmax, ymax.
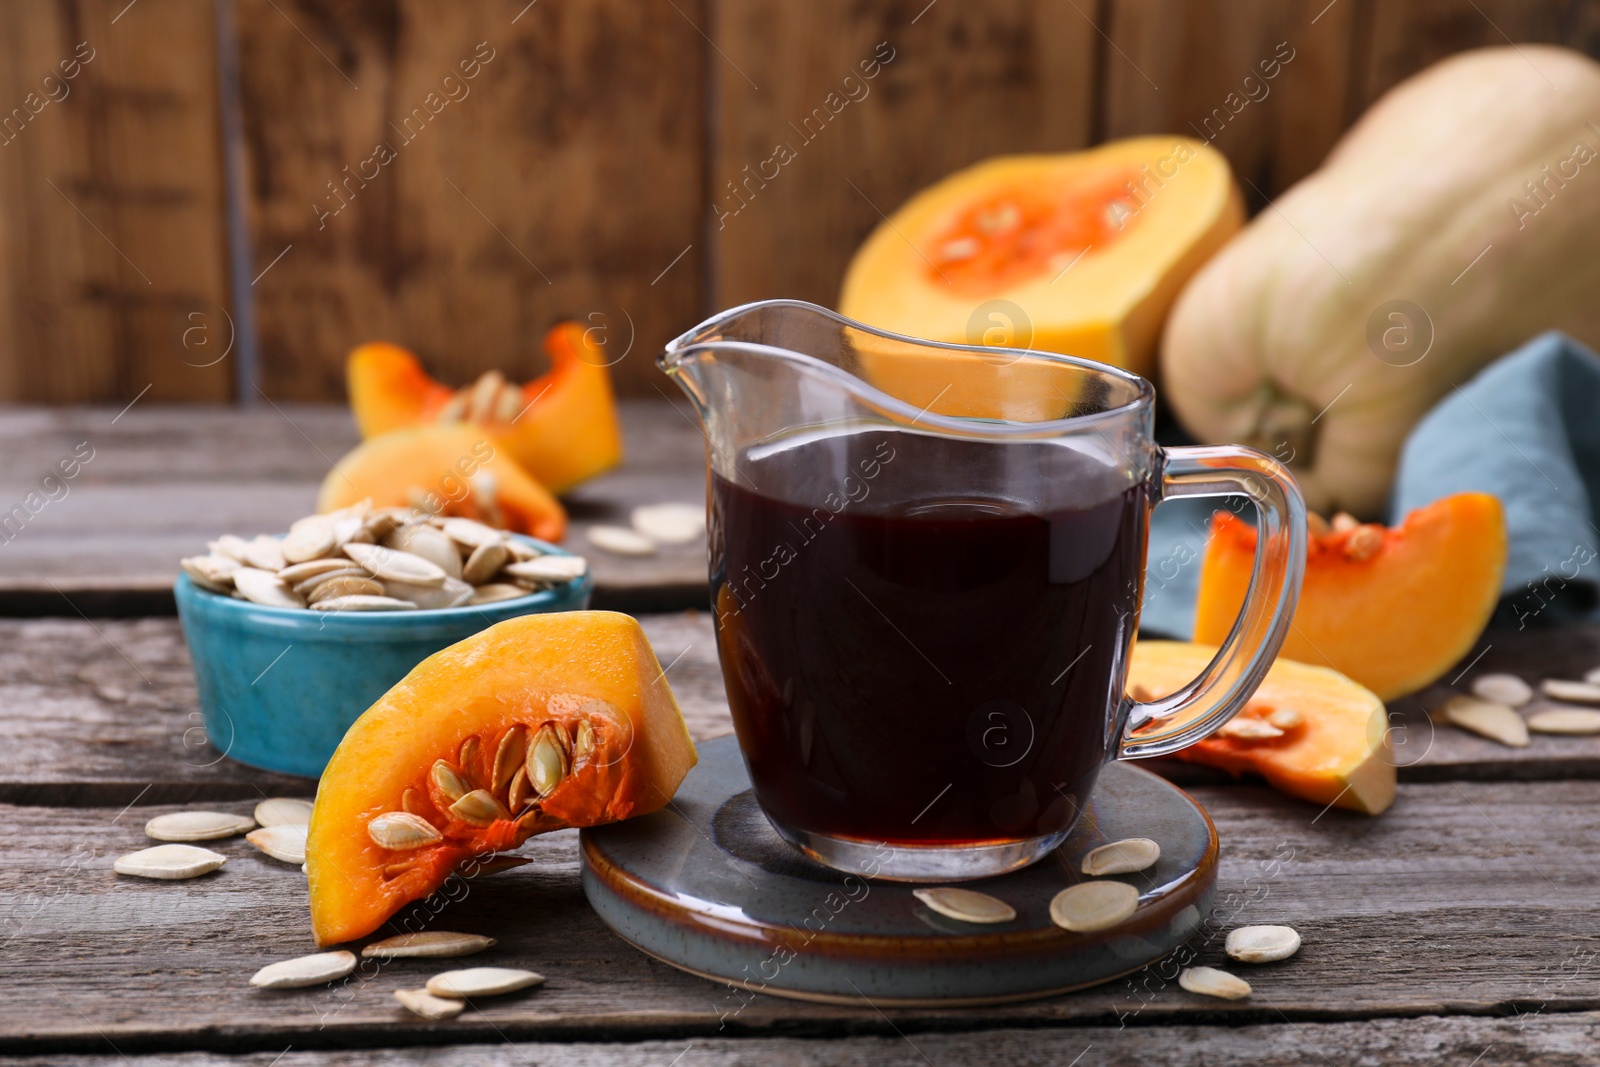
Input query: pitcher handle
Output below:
<box><xmin>1117</xmin><ymin>445</ymin><xmax>1308</xmax><ymax>760</ymax></box>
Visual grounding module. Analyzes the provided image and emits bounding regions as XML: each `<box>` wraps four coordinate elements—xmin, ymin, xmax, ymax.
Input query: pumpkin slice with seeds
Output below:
<box><xmin>306</xmin><ymin>611</ymin><xmax>697</xmax><ymax>946</ymax></box>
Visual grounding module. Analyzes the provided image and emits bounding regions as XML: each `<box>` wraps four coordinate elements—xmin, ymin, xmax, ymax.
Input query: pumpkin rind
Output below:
<box><xmin>307</xmin><ymin>611</ymin><xmax>698</xmax><ymax>946</ymax></box>
<box><xmin>346</xmin><ymin>322</ymin><xmax>623</xmax><ymax>495</ymax></box>
<box><xmin>839</xmin><ymin>137</ymin><xmax>1243</xmax><ymax>377</ymax></box>
<box><xmin>1129</xmin><ymin>641</ymin><xmax>1395</xmax><ymax>815</ymax></box>
<box><xmin>1161</xmin><ymin>46</ymin><xmax>1600</xmax><ymax>516</ymax></box>
<box><xmin>1194</xmin><ymin>493</ymin><xmax>1507</xmax><ymax>701</ymax></box>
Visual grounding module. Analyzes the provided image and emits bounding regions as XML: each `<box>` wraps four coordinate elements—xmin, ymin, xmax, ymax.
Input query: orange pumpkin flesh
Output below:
<box><xmin>307</xmin><ymin>612</ymin><xmax>698</xmax><ymax>947</ymax></box>
<box><xmin>1194</xmin><ymin>493</ymin><xmax>1507</xmax><ymax>701</ymax></box>
<box><xmin>316</xmin><ymin>424</ymin><xmax>567</xmax><ymax>541</ymax></box>
<box><xmin>1129</xmin><ymin>641</ymin><xmax>1395</xmax><ymax>815</ymax></box>
<box><xmin>347</xmin><ymin>321</ymin><xmax>623</xmax><ymax>495</ymax></box>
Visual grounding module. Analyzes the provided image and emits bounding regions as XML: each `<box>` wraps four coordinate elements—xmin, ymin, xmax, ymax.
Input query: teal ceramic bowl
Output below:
<box><xmin>174</xmin><ymin>536</ymin><xmax>592</xmax><ymax>778</ymax></box>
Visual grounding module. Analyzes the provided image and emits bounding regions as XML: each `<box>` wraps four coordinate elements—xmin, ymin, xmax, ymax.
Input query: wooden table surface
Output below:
<box><xmin>2</xmin><ymin>405</ymin><xmax>1598</xmax><ymax>1065</ymax></box>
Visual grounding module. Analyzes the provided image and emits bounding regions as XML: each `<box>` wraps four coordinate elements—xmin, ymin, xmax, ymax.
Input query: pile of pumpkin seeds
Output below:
<box><xmin>181</xmin><ymin>501</ymin><xmax>587</xmax><ymax>611</ymax></box>
<box><xmin>1441</xmin><ymin>669</ymin><xmax>1600</xmax><ymax>747</ymax></box>
<box><xmin>910</xmin><ymin>837</ymin><xmax>1300</xmax><ymax>1001</ymax></box>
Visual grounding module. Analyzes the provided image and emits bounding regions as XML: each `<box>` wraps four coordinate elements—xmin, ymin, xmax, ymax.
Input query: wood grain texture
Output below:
<box><xmin>6</xmin><ymin>607</ymin><xmax>1600</xmax><ymax>804</ymax></box>
<box><xmin>4</xmin><ymin>779</ymin><xmax>1599</xmax><ymax>1053</ymax></box>
<box><xmin>0</xmin><ymin>401</ymin><xmax>707</xmax><ymax>612</ymax></box>
<box><xmin>0</xmin><ymin>610</ymin><xmax>728</xmax><ymax>805</ymax></box>
<box><xmin>0</xmin><ymin>0</ymin><xmax>233</xmax><ymax>403</ymax></box>
<box><xmin>1354</xmin><ymin>0</ymin><xmax>1574</xmax><ymax>107</ymax></box>
<box><xmin>8</xmin><ymin>1012</ymin><xmax>1600</xmax><ymax>1064</ymax></box>
<box><xmin>1100</xmin><ymin>0</ymin><xmax>1358</xmax><ymax>210</ymax></box>
<box><xmin>709</xmin><ymin>0</ymin><xmax>1096</xmax><ymax>312</ymax></box>
<box><xmin>236</xmin><ymin>0</ymin><xmax>704</xmax><ymax>400</ymax></box>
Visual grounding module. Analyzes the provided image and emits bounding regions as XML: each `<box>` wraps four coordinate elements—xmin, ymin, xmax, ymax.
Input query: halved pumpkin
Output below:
<box><xmin>316</xmin><ymin>424</ymin><xmax>567</xmax><ymax>542</ymax></box>
<box><xmin>307</xmin><ymin>611</ymin><xmax>698</xmax><ymax>946</ymax></box>
<box><xmin>1195</xmin><ymin>493</ymin><xmax>1506</xmax><ymax>701</ymax></box>
<box><xmin>838</xmin><ymin>137</ymin><xmax>1243</xmax><ymax>377</ymax></box>
<box><xmin>1129</xmin><ymin>641</ymin><xmax>1395</xmax><ymax>815</ymax></box>
<box><xmin>348</xmin><ymin>321</ymin><xmax>624</xmax><ymax>495</ymax></box>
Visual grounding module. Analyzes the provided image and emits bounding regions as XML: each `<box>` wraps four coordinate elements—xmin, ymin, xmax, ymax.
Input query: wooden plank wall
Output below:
<box><xmin>0</xmin><ymin>0</ymin><xmax>1597</xmax><ymax>402</ymax></box>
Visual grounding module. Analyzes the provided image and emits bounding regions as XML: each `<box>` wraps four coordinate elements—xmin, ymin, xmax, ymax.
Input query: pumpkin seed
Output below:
<box><xmin>307</xmin><ymin>575</ymin><xmax>386</xmax><ymax>603</ymax></box>
<box><xmin>1225</xmin><ymin>925</ymin><xmax>1301</xmax><ymax>963</ymax></box>
<box><xmin>145</xmin><ymin>811</ymin><xmax>256</xmax><ymax>842</ymax></box>
<box><xmin>401</xmin><ymin>787</ymin><xmax>432</xmax><ymax>817</ymax></box>
<box><xmin>507</xmin><ymin>766</ymin><xmax>535</xmax><ymax>812</ymax></box>
<box><xmin>1218</xmin><ymin>717</ymin><xmax>1284</xmax><ymax>741</ymax></box>
<box><xmin>1306</xmin><ymin>512</ymin><xmax>1330</xmax><ymax>537</ymax></box>
<box><xmin>1527</xmin><ymin>708</ymin><xmax>1600</xmax><ymax>735</ymax></box>
<box><xmin>1442</xmin><ymin>695</ymin><xmax>1529</xmax><ymax>747</ymax></box>
<box><xmin>586</xmin><ymin>524</ymin><xmax>656</xmax><ymax>557</ymax></box>
<box><xmin>630</xmin><ymin>502</ymin><xmax>705</xmax><ymax>544</ymax></box>
<box><xmin>315</xmin><ymin>594</ymin><xmax>419</xmax><ymax>611</ymax></box>
<box><xmin>1541</xmin><ymin>679</ymin><xmax>1600</xmax><ymax>704</ymax></box>
<box><xmin>435</xmin><ymin>391</ymin><xmax>468</xmax><ymax>424</ymax></box>
<box><xmin>250</xmin><ymin>950</ymin><xmax>357</xmax><ymax>989</ymax></box>
<box><xmin>232</xmin><ymin>568</ymin><xmax>305</xmax><ymax>609</ymax></box>
<box><xmin>1584</xmin><ymin>666</ymin><xmax>1600</xmax><ymax>686</ymax></box>
<box><xmin>470</xmin><ymin>582</ymin><xmax>529</xmax><ymax>605</ymax></box>
<box><xmin>462</xmin><ymin>540</ymin><xmax>511</xmax><ymax>584</ymax></box>
<box><xmin>1266</xmin><ymin>707</ymin><xmax>1304</xmax><ymax>731</ymax></box>
<box><xmin>431</xmin><ymin>760</ymin><xmax>471</xmax><ymax>803</ymax></box>
<box><xmin>458</xmin><ymin>734</ymin><xmax>482</xmax><ymax>777</ymax></box>
<box><xmin>394</xmin><ymin>988</ymin><xmax>466</xmax><ymax>1019</ymax></box>
<box><xmin>527</xmin><ymin>724</ymin><xmax>570</xmax><ymax>796</ymax></box>
<box><xmin>279</xmin><ymin>558</ymin><xmax>358</xmax><ymax>585</ymax></box>
<box><xmin>254</xmin><ymin>797</ymin><xmax>314</xmax><ymax>827</ymax></box>
<box><xmin>281</xmin><ymin>522</ymin><xmax>336</xmax><ymax>563</ymax></box>
<box><xmin>1342</xmin><ymin>524</ymin><xmax>1384</xmax><ymax>562</ymax></box>
<box><xmin>114</xmin><ymin>844</ymin><xmax>227</xmax><ymax>880</ymax></box>
<box><xmin>386</xmin><ymin>522</ymin><xmax>464</xmax><ymax>579</ymax></box>
<box><xmin>1081</xmin><ymin>838</ymin><xmax>1160</xmax><ymax>876</ymax></box>
<box><xmin>573</xmin><ymin>719</ymin><xmax>596</xmax><ymax>765</ymax></box>
<box><xmin>912</xmin><ymin>887</ymin><xmax>1016</xmax><ymax>924</ymax></box>
<box><xmin>493</xmin><ymin>725</ymin><xmax>528</xmax><ymax>794</ymax></box>
<box><xmin>344</xmin><ymin>543</ymin><xmax>448</xmax><ymax>587</ymax></box>
<box><xmin>243</xmin><ymin>534</ymin><xmax>287</xmax><ymax>572</ymax></box>
<box><xmin>292</xmin><ymin>567</ymin><xmax>366</xmax><ymax>597</ymax></box>
<box><xmin>247</xmin><ymin>824</ymin><xmax>308</xmax><ymax>864</ymax></box>
<box><xmin>384</xmin><ymin>576</ymin><xmax>473</xmax><ymax>609</ymax></box>
<box><xmin>467</xmin><ymin>370</ymin><xmax>506</xmax><ymax>422</ymax></box>
<box><xmin>502</xmin><ymin>556</ymin><xmax>588</xmax><ymax>583</ymax></box>
<box><xmin>180</xmin><ymin>554</ymin><xmax>240</xmax><ymax>593</ymax></box>
<box><xmin>210</xmin><ymin>533</ymin><xmax>253</xmax><ymax>563</ymax></box>
<box><xmin>363</xmin><ymin>931</ymin><xmax>497</xmax><ymax>959</ymax></box>
<box><xmin>450</xmin><ymin>789</ymin><xmax>511</xmax><ymax>827</ymax></box>
<box><xmin>1330</xmin><ymin>511</ymin><xmax>1359</xmax><ymax>532</ymax></box>
<box><xmin>1049</xmin><ymin>881</ymin><xmax>1139</xmax><ymax>932</ymax></box>
<box><xmin>425</xmin><ymin>966</ymin><xmax>545</xmax><ymax>999</ymax></box>
<box><xmin>441</xmin><ymin>517</ymin><xmax>505</xmax><ymax>550</ymax></box>
<box><xmin>1179</xmin><ymin>965</ymin><xmax>1252</xmax><ymax>999</ymax></box>
<box><xmin>368</xmin><ymin>811</ymin><xmax>444</xmax><ymax>850</ymax></box>
<box><xmin>1471</xmin><ymin>673</ymin><xmax>1533</xmax><ymax>707</ymax></box>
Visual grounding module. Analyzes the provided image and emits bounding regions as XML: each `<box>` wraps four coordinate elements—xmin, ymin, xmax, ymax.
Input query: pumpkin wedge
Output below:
<box><xmin>1195</xmin><ymin>493</ymin><xmax>1506</xmax><ymax>701</ymax></box>
<box><xmin>348</xmin><ymin>321</ymin><xmax>624</xmax><ymax>495</ymax></box>
<box><xmin>307</xmin><ymin>612</ymin><xmax>698</xmax><ymax>947</ymax></box>
<box><xmin>317</xmin><ymin>424</ymin><xmax>567</xmax><ymax>542</ymax></box>
<box><xmin>1129</xmin><ymin>642</ymin><xmax>1394</xmax><ymax>815</ymax></box>
<box><xmin>839</xmin><ymin>137</ymin><xmax>1242</xmax><ymax>376</ymax></box>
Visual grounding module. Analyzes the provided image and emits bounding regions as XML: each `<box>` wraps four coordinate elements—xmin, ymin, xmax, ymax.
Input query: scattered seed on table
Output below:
<box><xmin>1540</xmin><ymin>679</ymin><xmax>1600</xmax><ymax>705</ymax></box>
<box><xmin>1527</xmin><ymin>708</ymin><xmax>1600</xmax><ymax>735</ymax></box>
<box><xmin>247</xmin><ymin>824</ymin><xmax>308</xmax><ymax>865</ymax></box>
<box><xmin>912</xmin><ymin>887</ymin><xmax>1017</xmax><ymax>924</ymax></box>
<box><xmin>1180</xmin><ymin>965</ymin><xmax>1252</xmax><ymax>999</ymax></box>
<box><xmin>363</xmin><ymin>932</ymin><xmax>498</xmax><ymax>959</ymax></box>
<box><xmin>254</xmin><ymin>798</ymin><xmax>313</xmax><ymax>827</ymax></box>
<box><xmin>1049</xmin><ymin>881</ymin><xmax>1139</xmax><ymax>933</ymax></box>
<box><xmin>394</xmin><ymin>988</ymin><xmax>465</xmax><ymax>1020</ymax></box>
<box><xmin>586</xmin><ymin>525</ymin><xmax>656</xmax><ymax>557</ymax></box>
<box><xmin>630</xmin><ymin>503</ymin><xmax>705</xmax><ymax>544</ymax></box>
<box><xmin>1225</xmin><ymin>925</ymin><xmax>1301</xmax><ymax>963</ymax></box>
<box><xmin>1441</xmin><ymin>695</ymin><xmax>1529</xmax><ymax>747</ymax></box>
<box><xmin>1082</xmin><ymin>838</ymin><xmax>1160</xmax><ymax>876</ymax></box>
<box><xmin>250</xmin><ymin>950</ymin><xmax>357</xmax><ymax>989</ymax></box>
<box><xmin>425</xmin><ymin>967</ymin><xmax>545</xmax><ymax>999</ymax></box>
<box><xmin>144</xmin><ymin>811</ymin><xmax>255</xmax><ymax>842</ymax></box>
<box><xmin>1471</xmin><ymin>673</ymin><xmax>1533</xmax><ymax>707</ymax></box>
<box><xmin>114</xmin><ymin>844</ymin><xmax>227</xmax><ymax>880</ymax></box>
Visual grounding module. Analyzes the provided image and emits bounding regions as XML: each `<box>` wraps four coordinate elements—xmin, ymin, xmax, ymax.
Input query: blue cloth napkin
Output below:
<box><xmin>1140</xmin><ymin>331</ymin><xmax>1600</xmax><ymax>637</ymax></box>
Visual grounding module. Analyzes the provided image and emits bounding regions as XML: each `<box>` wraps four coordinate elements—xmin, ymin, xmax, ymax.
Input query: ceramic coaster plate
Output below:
<box><xmin>581</xmin><ymin>735</ymin><xmax>1217</xmax><ymax>1006</ymax></box>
